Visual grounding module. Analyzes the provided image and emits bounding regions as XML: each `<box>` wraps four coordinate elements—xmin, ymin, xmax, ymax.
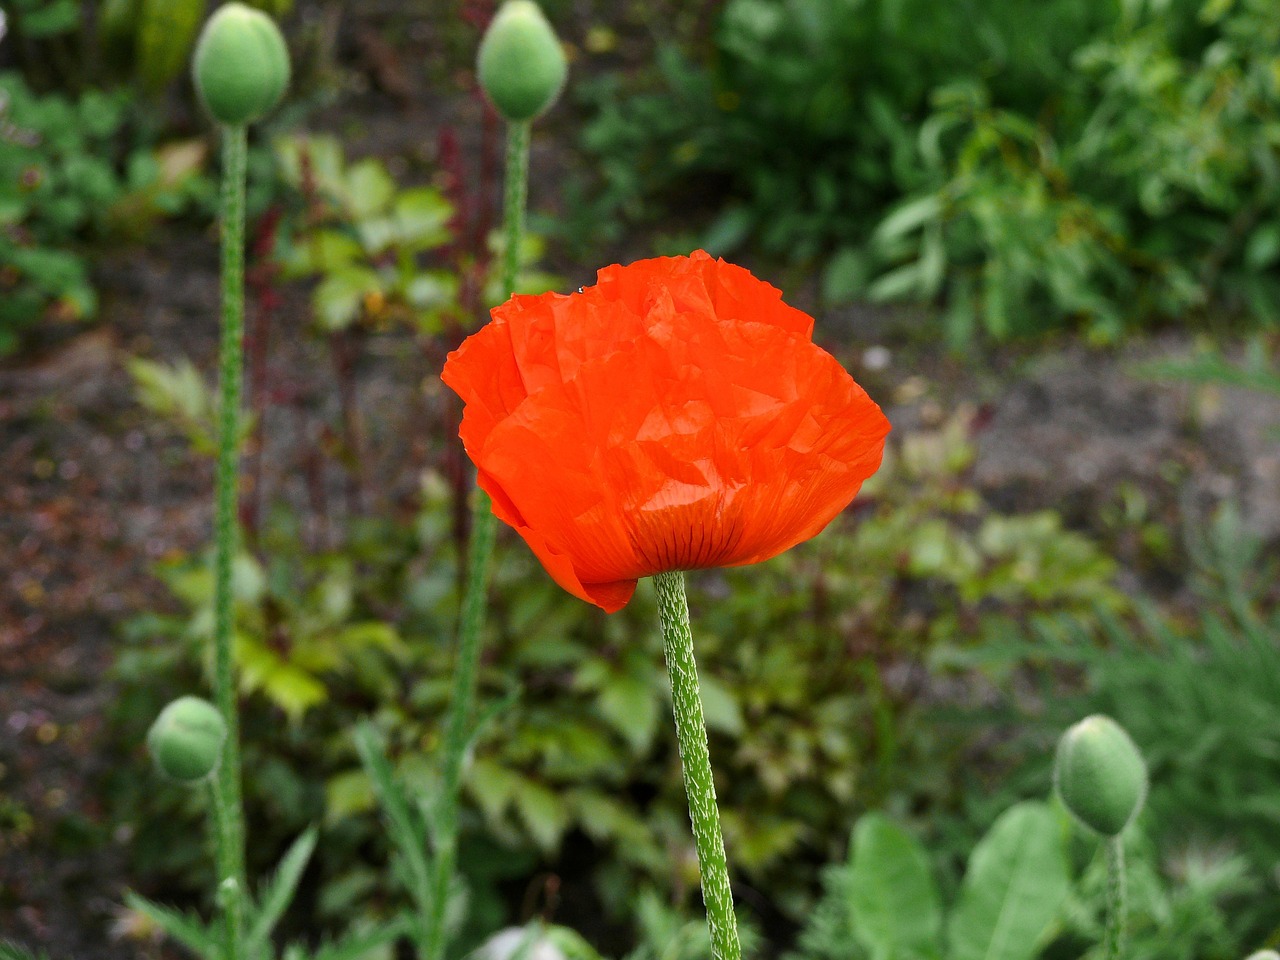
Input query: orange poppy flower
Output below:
<box><xmin>442</xmin><ymin>250</ymin><xmax>891</xmax><ymax>613</ymax></box>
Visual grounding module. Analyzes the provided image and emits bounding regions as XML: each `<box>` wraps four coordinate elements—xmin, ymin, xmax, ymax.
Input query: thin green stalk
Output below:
<box><xmin>213</xmin><ymin>122</ymin><xmax>249</xmax><ymax>960</ymax></box>
<box><xmin>653</xmin><ymin>571</ymin><xmax>741</xmax><ymax>960</ymax></box>
<box><xmin>420</xmin><ymin>119</ymin><xmax>531</xmax><ymax>960</ymax></box>
<box><xmin>1104</xmin><ymin>836</ymin><xmax>1127</xmax><ymax>960</ymax></box>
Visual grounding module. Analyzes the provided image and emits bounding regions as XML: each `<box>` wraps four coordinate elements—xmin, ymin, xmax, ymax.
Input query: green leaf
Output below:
<box><xmin>847</xmin><ymin>814</ymin><xmax>942</xmax><ymax>960</ymax></box>
<box><xmin>344</xmin><ymin>158</ymin><xmax>396</xmax><ymax>220</ymax></box>
<box><xmin>19</xmin><ymin>0</ymin><xmax>80</xmax><ymax>37</ymax></box>
<box><xmin>868</xmin><ymin>262</ymin><xmax>926</xmax><ymax>303</ymax></box>
<box><xmin>313</xmin><ymin>268</ymin><xmax>380</xmax><ymax>331</ymax></box>
<box><xmin>310</xmin><ymin>918</ymin><xmax>411</xmax><ymax>960</ymax></box>
<box><xmin>821</xmin><ymin>246</ymin><xmax>870</xmax><ymax>306</ymax></box>
<box><xmin>326</xmin><ymin>768</ymin><xmax>377</xmax><ymax>822</ymax></box>
<box><xmin>394</xmin><ymin>188</ymin><xmax>453</xmax><ymax>249</ymax></box>
<box><xmin>247</xmin><ymin>826</ymin><xmax>319</xmax><ymax>953</ymax></box>
<box><xmin>873</xmin><ymin>194</ymin><xmax>943</xmax><ymax>245</ymax></box>
<box><xmin>698</xmin><ymin>673</ymin><xmax>744</xmax><ymax>736</ymax></box>
<box><xmin>0</xmin><ymin>941</ymin><xmax>50</xmax><ymax>960</ymax></box>
<box><xmin>947</xmin><ymin>802</ymin><xmax>1070</xmax><ymax>960</ymax></box>
<box><xmin>513</xmin><ymin>778</ymin><xmax>570</xmax><ymax>852</ymax></box>
<box><xmin>598</xmin><ymin>673</ymin><xmax>659</xmax><ymax>753</ymax></box>
<box><xmin>701</xmin><ymin>206</ymin><xmax>754</xmax><ymax>256</ymax></box>
<box><xmin>352</xmin><ymin>724</ymin><xmax>431</xmax><ymax>887</ymax></box>
<box><xmin>124</xmin><ymin>892</ymin><xmax>219</xmax><ymax>958</ymax></box>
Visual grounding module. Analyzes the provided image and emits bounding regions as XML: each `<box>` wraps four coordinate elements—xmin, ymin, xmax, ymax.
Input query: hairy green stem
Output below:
<box><xmin>500</xmin><ymin>122</ymin><xmax>529</xmax><ymax>296</ymax></box>
<box><xmin>213</xmin><ymin>122</ymin><xmax>249</xmax><ymax>960</ymax></box>
<box><xmin>1104</xmin><ymin>836</ymin><xmax>1127</xmax><ymax>960</ymax></box>
<box><xmin>654</xmin><ymin>571</ymin><xmax>741</xmax><ymax>960</ymax></box>
<box><xmin>420</xmin><ymin>120</ymin><xmax>531</xmax><ymax>960</ymax></box>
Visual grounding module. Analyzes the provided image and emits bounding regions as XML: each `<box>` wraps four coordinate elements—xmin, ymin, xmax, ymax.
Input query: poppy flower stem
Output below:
<box><xmin>654</xmin><ymin>571</ymin><xmax>742</xmax><ymax>960</ymax></box>
<box><xmin>1104</xmin><ymin>836</ymin><xmax>1126</xmax><ymax>960</ymax></box>
<box><xmin>212</xmin><ymin>121</ymin><xmax>249</xmax><ymax>960</ymax></box>
<box><xmin>421</xmin><ymin>119</ymin><xmax>532</xmax><ymax>960</ymax></box>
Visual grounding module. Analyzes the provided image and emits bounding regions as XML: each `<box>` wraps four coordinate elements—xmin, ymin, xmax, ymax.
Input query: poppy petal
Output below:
<box><xmin>442</xmin><ymin>251</ymin><xmax>890</xmax><ymax>612</ymax></box>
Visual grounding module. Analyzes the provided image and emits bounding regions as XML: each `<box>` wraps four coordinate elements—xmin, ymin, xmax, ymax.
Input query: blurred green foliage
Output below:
<box><xmin>788</xmin><ymin>804</ymin><xmax>1261</xmax><ymax>960</ymax></box>
<box><xmin>111</xmin><ymin>411</ymin><xmax>1126</xmax><ymax>950</ymax></box>
<box><xmin>3</xmin><ymin>0</ymin><xmax>292</xmax><ymax>95</ymax></box>
<box><xmin>929</xmin><ymin>499</ymin><xmax>1280</xmax><ymax>953</ymax></box>
<box><xmin>271</xmin><ymin>135</ymin><xmax>560</xmax><ymax>336</ymax></box>
<box><xmin>0</xmin><ymin>72</ymin><xmax>209</xmax><ymax>355</ymax></box>
<box><xmin>576</xmin><ymin>0</ymin><xmax>1280</xmax><ymax>342</ymax></box>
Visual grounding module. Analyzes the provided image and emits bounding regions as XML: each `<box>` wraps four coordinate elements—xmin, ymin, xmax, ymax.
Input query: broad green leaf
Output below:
<box><xmin>344</xmin><ymin>158</ymin><xmax>396</xmax><ymax>220</ymax></box>
<box><xmin>847</xmin><ymin>814</ymin><xmax>942</xmax><ymax>960</ymax></box>
<box><xmin>467</xmin><ymin>757</ymin><xmax>521</xmax><ymax>823</ymax></box>
<box><xmin>698</xmin><ymin>673</ymin><xmax>744</xmax><ymax>736</ymax></box>
<box><xmin>394</xmin><ymin>189</ymin><xmax>453</xmax><ymax>249</ymax></box>
<box><xmin>313</xmin><ymin>268</ymin><xmax>380</xmax><ymax>331</ymax></box>
<box><xmin>598</xmin><ymin>673</ymin><xmax>659</xmax><ymax>753</ymax></box>
<box><xmin>247</xmin><ymin>826</ymin><xmax>319</xmax><ymax>953</ymax></box>
<box><xmin>947</xmin><ymin>802</ymin><xmax>1069</xmax><ymax>960</ymax></box>
<box><xmin>513</xmin><ymin>778</ymin><xmax>570</xmax><ymax>852</ymax></box>
<box><xmin>821</xmin><ymin>246</ymin><xmax>870</xmax><ymax>306</ymax></box>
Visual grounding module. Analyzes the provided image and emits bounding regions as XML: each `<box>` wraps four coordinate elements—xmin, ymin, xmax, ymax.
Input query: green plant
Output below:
<box><xmin>949</xmin><ymin>499</ymin><xmax>1280</xmax><ymax>952</ymax></box>
<box><xmin>113</xmin><ymin>397</ymin><xmax>1129</xmax><ymax>949</ymax></box>
<box><xmin>272</xmin><ymin>134</ymin><xmax>558</xmax><ymax>337</ymax></box>
<box><xmin>576</xmin><ymin>0</ymin><xmax>1279</xmax><ymax>343</ymax></box>
<box><xmin>0</xmin><ymin>72</ymin><xmax>125</xmax><ymax>353</ymax></box>
<box><xmin>0</xmin><ymin>71</ymin><xmax>210</xmax><ymax>354</ymax></box>
<box><xmin>790</xmin><ymin>804</ymin><xmax>1072</xmax><ymax>960</ymax></box>
<box><xmin>789</xmin><ymin>807</ymin><xmax>1260</xmax><ymax>960</ymax></box>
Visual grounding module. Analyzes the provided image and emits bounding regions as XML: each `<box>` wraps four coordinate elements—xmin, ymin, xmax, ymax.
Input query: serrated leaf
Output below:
<box><xmin>352</xmin><ymin>724</ymin><xmax>430</xmax><ymax>890</ymax></box>
<box><xmin>847</xmin><ymin>813</ymin><xmax>942</xmax><ymax>960</ymax></box>
<box><xmin>947</xmin><ymin>802</ymin><xmax>1069</xmax><ymax>960</ymax></box>
<box><xmin>310</xmin><ymin>917</ymin><xmax>411</xmax><ymax>960</ymax></box>
<box><xmin>247</xmin><ymin>826</ymin><xmax>319</xmax><ymax>953</ymax></box>
<box><xmin>124</xmin><ymin>892</ymin><xmax>219</xmax><ymax>958</ymax></box>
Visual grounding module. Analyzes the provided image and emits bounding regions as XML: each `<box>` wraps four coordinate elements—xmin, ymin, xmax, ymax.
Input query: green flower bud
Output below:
<box><xmin>1054</xmin><ymin>714</ymin><xmax>1148</xmax><ymax>837</ymax></box>
<box><xmin>147</xmin><ymin>696</ymin><xmax>227</xmax><ymax>783</ymax></box>
<box><xmin>477</xmin><ymin>1</ymin><xmax>567</xmax><ymax>122</ymax></box>
<box><xmin>192</xmin><ymin>2</ymin><xmax>290</xmax><ymax>126</ymax></box>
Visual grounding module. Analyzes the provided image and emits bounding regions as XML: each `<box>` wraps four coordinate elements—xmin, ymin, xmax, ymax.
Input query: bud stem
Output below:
<box><xmin>1104</xmin><ymin>836</ymin><xmax>1126</xmax><ymax>960</ymax></box>
<box><xmin>213</xmin><ymin>121</ymin><xmax>249</xmax><ymax>960</ymax></box>
<box><xmin>421</xmin><ymin>119</ymin><xmax>532</xmax><ymax>960</ymax></box>
<box><xmin>654</xmin><ymin>571</ymin><xmax>741</xmax><ymax>960</ymax></box>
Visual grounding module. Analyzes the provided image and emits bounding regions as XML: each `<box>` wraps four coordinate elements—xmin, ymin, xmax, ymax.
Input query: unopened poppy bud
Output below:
<box><xmin>147</xmin><ymin>697</ymin><xmax>227</xmax><ymax>783</ymax></box>
<box><xmin>192</xmin><ymin>2</ymin><xmax>290</xmax><ymax>126</ymax></box>
<box><xmin>1054</xmin><ymin>714</ymin><xmax>1147</xmax><ymax>837</ymax></box>
<box><xmin>477</xmin><ymin>1</ymin><xmax>567</xmax><ymax>122</ymax></box>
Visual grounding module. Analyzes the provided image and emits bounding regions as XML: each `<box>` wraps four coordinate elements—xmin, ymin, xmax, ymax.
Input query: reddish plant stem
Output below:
<box><xmin>329</xmin><ymin>330</ymin><xmax>366</xmax><ymax>520</ymax></box>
